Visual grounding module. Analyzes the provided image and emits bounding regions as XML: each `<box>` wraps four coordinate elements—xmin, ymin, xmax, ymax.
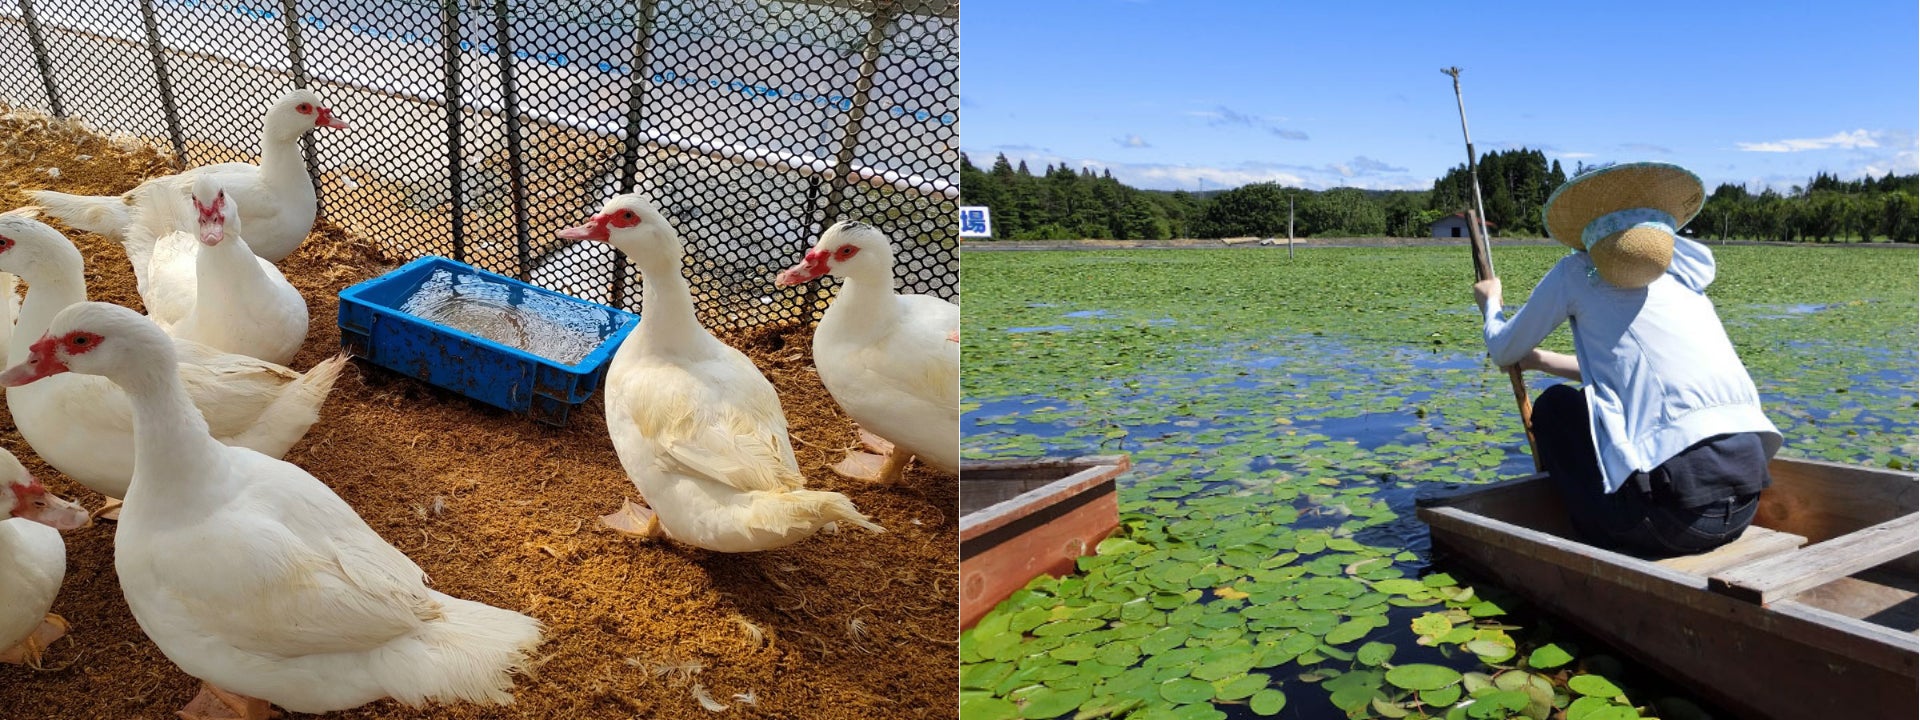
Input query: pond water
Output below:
<box><xmin>960</xmin><ymin>246</ymin><xmax>1918</xmax><ymax>720</ymax></box>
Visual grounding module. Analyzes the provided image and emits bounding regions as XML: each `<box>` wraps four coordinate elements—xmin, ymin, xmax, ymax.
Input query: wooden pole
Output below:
<box><xmin>1443</xmin><ymin>67</ymin><xmax>1538</xmax><ymax>469</ymax></box>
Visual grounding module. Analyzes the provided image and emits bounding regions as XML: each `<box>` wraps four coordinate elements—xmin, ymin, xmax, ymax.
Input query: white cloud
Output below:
<box><xmin>1556</xmin><ymin>152</ymin><xmax>1596</xmax><ymax>159</ymax></box>
<box><xmin>962</xmin><ymin>146</ymin><xmax>1431</xmax><ymax>192</ymax></box>
<box><xmin>1736</xmin><ymin>129</ymin><xmax>1881</xmax><ymax>153</ymax></box>
<box><xmin>1114</xmin><ymin>134</ymin><xmax>1151</xmax><ymax>149</ymax></box>
<box><xmin>1187</xmin><ymin>106</ymin><xmax>1309</xmax><ymax>141</ymax></box>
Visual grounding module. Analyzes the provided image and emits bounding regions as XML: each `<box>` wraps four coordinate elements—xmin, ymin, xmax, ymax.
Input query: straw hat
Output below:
<box><xmin>1542</xmin><ymin>162</ymin><xmax>1704</xmax><ymax>289</ymax></box>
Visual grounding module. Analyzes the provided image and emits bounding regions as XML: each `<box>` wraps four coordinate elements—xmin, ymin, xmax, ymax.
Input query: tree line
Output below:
<box><xmin>958</xmin><ymin>150</ymin><xmax>1917</xmax><ymax>243</ymax></box>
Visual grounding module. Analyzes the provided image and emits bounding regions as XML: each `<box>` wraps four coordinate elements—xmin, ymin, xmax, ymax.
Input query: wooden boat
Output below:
<box><xmin>959</xmin><ymin>455</ymin><xmax>1130</xmax><ymax>629</ymax></box>
<box><xmin>1418</xmin><ymin>457</ymin><xmax>1917</xmax><ymax>720</ymax></box>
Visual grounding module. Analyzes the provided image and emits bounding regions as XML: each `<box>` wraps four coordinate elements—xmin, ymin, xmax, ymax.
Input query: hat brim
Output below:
<box><xmin>1544</xmin><ymin>163</ymin><xmax>1705</xmax><ymax>250</ymax></box>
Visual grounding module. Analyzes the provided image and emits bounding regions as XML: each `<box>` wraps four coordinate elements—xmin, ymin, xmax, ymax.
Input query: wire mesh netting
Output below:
<box><xmin>0</xmin><ymin>0</ymin><xmax>958</xmax><ymax>329</ymax></box>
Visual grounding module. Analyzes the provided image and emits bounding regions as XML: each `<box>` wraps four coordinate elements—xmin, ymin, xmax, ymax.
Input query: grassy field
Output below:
<box><xmin>959</xmin><ymin>244</ymin><xmax>1918</xmax><ymax>720</ymax></box>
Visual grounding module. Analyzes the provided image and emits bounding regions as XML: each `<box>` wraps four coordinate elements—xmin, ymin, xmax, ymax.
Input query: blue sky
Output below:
<box><xmin>960</xmin><ymin>1</ymin><xmax>1918</xmax><ymax>193</ymax></box>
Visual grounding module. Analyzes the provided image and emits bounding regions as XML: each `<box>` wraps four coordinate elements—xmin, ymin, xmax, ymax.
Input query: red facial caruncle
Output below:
<box><xmin>7</xmin><ymin>475</ymin><xmax>48</xmax><ymax>519</ymax></box>
<box><xmin>558</xmin><ymin>207</ymin><xmax>641</xmax><ymax>242</ymax></box>
<box><xmin>193</xmin><ymin>191</ymin><xmax>227</xmax><ymax>246</ymax></box>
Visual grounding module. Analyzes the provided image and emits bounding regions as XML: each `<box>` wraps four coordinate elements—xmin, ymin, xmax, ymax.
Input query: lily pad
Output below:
<box><xmin>1249</xmin><ymin>689</ymin><xmax>1288</xmax><ymax>716</ymax></box>
<box><xmin>1014</xmin><ymin>686</ymin><xmax>1091</xmax><ymax>719</ymax></box>
<box><xmin>1568</xmin><ymin>674</ymin><xmax>1625</xmax><ymax>699</ymax></box>
<box><xmin>959</xmin><ymin>693</ymin><xmax>1019</xmax><ymax>720</ymax></box>
<box><xmin>1158</xmin><ymin>677</ymin><xmax>1215</xmax><ymax>704</ymax></box>
<box><xmin>1385</xmin><ymin>663</ymin><xmax>1463</xmax><ymax>692</ymax></box>
<box><xmin>1213</xmin><ymin>672</ymin><xmax>1270</xmax><ymax>701</ymax></box>
<box><xmin>1356</xmin><ymin>641</ymin><xmax>1396</xmax><ymax>666</ymax></box>
<box><xmin>1527</xmin><ymin>643</ymin><xmax>1574</xmax><ymax>670</ymax></box>
<box><xmin>1419</xmin><ymin>684</ymin><xmax>1463</xmax><ymax>707</ymax></box>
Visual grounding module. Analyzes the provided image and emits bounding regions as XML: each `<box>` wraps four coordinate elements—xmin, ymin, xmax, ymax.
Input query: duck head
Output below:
<box><xmin>775</xmin><ymin>220</ymin><xmax>893</xmax><ymax>286</ymax></box>
<box><xmin>189</xmin><ymin>175</ymin><xmax>243</xmax><ymax>247</ymax></box>
<box><xmin>0</xmin><ymin>451</ymin><xmax>88</xmax><ymax>530</ymax></box>
<box><xmin>0</xmin><ymin>214</ymin><xmax>85</xmax><ymax>282</ymax></box>
<box><xmin>266</xmin><ymin>88</ymin><xmax>348</xmax><ymax>142</ymax></box>
<box><xmin>557</xmin><ymin>194</ymin><xmax>681</xmax><ymax>264</ymax></box>
<box><xmin>0</xmin><ymin>302</ymin><xmax>172</xmax><ymax>389</ymax></box>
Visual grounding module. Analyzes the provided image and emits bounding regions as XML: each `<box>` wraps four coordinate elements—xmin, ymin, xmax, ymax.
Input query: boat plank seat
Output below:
<box><xmin>1656</xmin><ymin>524</ymin><xmax>1809</xmax><ymax>576</ymax></box>
<box><xmin>1708</xmin><ymin>513</ymin><xmax>1920</xmax><ymax>605</ymax></box>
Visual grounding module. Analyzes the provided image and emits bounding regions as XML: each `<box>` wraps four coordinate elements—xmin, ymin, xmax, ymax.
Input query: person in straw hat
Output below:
<box><xmin>1473</xmin><ymin>162</ymin><xmax>1782</xmax><ymax>558</ymax></box>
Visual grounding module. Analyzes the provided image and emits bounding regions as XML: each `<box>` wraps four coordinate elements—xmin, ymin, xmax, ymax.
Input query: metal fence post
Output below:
<box><xmin>492</xmin><ymin>0</ymin><xmax>530</xmax><ymax>281</ymax></box>
<box><xmin>820</xmin><ymin>0</ymin><xmax>899</xmax><ymax>225</ymax></box>
<box><xmin>442</xmin><ymin>0</ymin><xmax>466</xmax><ymax>263</ymax></box>
<box><xmin>280</xmin><ymin>0</ymin><xmax>322</xmax><ymax>212</ymax></box>
<box><xmin>137</xmin><ymin>0</ymin><xmax>188</xmax><ymax>163</ymax></box>
<box><xmin>17</xmin><ymin>0</ymin><xmax>63</xmax><ymax>117</ymax></box>
<box><xmin>609</xmin><ymin>0</ymin><xmax>659</xmax><ymax>308</ymax></box>
<box><xmin>798</xmin><ymin>0</ymin><xmax>898</xmax><ymax>320</ymax></box>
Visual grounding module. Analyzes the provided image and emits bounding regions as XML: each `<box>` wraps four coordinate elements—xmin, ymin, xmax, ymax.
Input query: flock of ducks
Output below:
<box><xmin>0</xmin><ymin>88</ymin><xmax>960</xmax><ymax>718</ymax></box>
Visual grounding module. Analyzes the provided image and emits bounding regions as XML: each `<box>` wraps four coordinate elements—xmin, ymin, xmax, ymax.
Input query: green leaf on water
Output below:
<box><xmin>960</xmin><ymin>661</ymin><xmax>1013</xmax><ymax>691</ymax></box>
<box><xmin>1419</xmin><ymin>684</ymin><xmax>1462</xmax><ymax>707</ymax></box>
<box><xmin>1095</xmin><ymin>641</ymin><xmax>1140</xmax><ymax>667</ymax></box>
<box><xmin>1015</xmin><ymin>686</ymin><xmax>1092</xmax><ymax>719</ymax></box>
<box><xmin>1410</xmin><ymin>612</ymin><xmax>1452</xmax><ymax>637</ymax></box>
<box><xmin>1567</xmin><ymin>674</ymin><xmax>1625</xmax><ymax>699</ymax></box>
<box><xmin>1466</xmin><ymin>639</ymin><xmax>1517</xmax><ymax>662</ymax></box>
<box><xmin>1213</xmin><ymin>672</ymin><xmax>1270</xmax><ymax>700</ymax></box>
<box><xmin>959</xmin><ymin>692</ymin><xmax>1019</xmax><ymax>720</ymax></box>
<box><xmin>1035</xmin><ymin>618</ymin><xmax>1104</xmax><ymax>637</ymax></box>
<box><xmin>1385</xmin><ymin>663</ymin><xmax>1463</xmax><ymax>691</ymax></box>
<box><xmin>1141</xmin><ymin>626</ymin><xmax>1188</xmax><ymax>655</ymax></box>
<box><xmin>1356</xmin><ymin>641</ymin><xmax>1396</xmax><ymax>666</ymax></box>
<box><xmin>1050</xmin><ymin>641</ymin><xmax>1096</xmax><ymax>662</ymax></box>
<box><xmin>1329</xmin><ymin>683</ymin><xmax>1379</xmax><ymax>712</ymax></box>
<box><xmin>1158</xmin><ymin>677</ymin><xmax>1215</xmax><ymax>704</ymax></box>
<box><xmin>1323</xmin><ymin>618</ymin><xmax>1372</xmax><ymax>645</ymax></box>
<box><xmin>1249</xmin><ymin>689</ymin><xmax>1288</xmax><ymax>716</ymax></box>
<box><xmin>1527</xmin><ymin>643</ymin><xmax>1574</xmax><ymax>670</ymax></box>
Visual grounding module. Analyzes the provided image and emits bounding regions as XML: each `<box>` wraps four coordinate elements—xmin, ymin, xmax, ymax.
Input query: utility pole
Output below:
<box><xmin>1287</xmin><ymin>193</ymin><xmax>1295</xmax><ymax>259</ymax></box>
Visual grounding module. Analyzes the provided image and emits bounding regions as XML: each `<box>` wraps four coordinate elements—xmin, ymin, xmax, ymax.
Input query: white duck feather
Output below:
<box><xmin>0</xmin><ymin>302</ymin><xmax>542</xmax><ymax>714</ymax></box>
<box><xmin>561</xmin><ymin>195</ymin><xmax>883</xmax><ymax>552</ymax></box>
<box><xmin>0</xmin><ymin>215</ymin><xmax>343</xmax><ymax>504</ymax></box>
<box><xmin>777</xmin><ymin>221</ymin><xmax>959</xmax><ymax>475</ymax></box>
<box><xmin>29</xmin><ymin>88</ymin><xmax>345</xmax><ymax>264</ymax></box>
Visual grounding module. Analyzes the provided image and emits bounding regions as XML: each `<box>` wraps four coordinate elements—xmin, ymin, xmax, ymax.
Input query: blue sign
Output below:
<box><xmin>959</xmin><ymin>206</ymin><xmax>992</xmax><ymax>238</ymax></box>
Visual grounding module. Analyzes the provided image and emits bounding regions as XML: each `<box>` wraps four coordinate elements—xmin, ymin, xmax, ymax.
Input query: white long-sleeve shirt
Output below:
<box><xmin>1483</xmin><ymin>237</ymin><xmax>1782</xmax><ymax>493</ymax></box>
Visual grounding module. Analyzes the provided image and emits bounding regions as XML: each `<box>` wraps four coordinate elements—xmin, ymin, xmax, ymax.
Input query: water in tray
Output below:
<box><xmin>399</xmin><ymin>268</ymin><xmax>616</xmax><ymax>366</ymax></box>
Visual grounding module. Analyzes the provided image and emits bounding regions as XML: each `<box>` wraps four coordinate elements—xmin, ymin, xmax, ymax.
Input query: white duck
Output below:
<box><xmin>0</xmin><ymin>452</ymin><xmax>91</xmax><ymax>669</ymax></box>
<box><xmin>0</xmin><ymin>302</ymin><xmax>545</xmax><ymax>720</ymax></box>
<box><xmin>0</xmin><ymin>214</ymin><xmax>345</xmax><ymax>516</ymax></box>
<box><xmin>776</xmin><ymin>221</ymin><xmax>959</xmax><ymax>483</ymax></box>
<box><xmin>30</xmin><ymin>87</ymin><xmax>346</xmax><ymax>264</ymax></box>
<box><xmin>126</xmin><ymin>175</ymin><xmax>308</xmax><ymax>365</ymax></box>
<box><xmin>558</xmin><ymin>195</ymin><xmax>883</xmax><ymax>551</ymax></box>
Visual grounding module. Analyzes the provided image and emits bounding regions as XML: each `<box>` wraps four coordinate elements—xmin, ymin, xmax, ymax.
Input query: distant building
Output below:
<box><xmin>1430</xmin><ymin>211</ymin><xmax>1497</xmax><ymax>239</ymax></box>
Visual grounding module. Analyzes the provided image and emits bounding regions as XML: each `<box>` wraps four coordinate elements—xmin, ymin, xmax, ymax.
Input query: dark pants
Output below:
<box><xmin>1532</xmin><ymin>384</ymin><xmax>1768</xmax><ymax>559</ymax></box>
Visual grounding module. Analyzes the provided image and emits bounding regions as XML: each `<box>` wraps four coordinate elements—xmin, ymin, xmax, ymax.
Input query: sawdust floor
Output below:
<box><xmin>0</xmin><ymin>106</ymin><xmax>959</xmax><ymax>719</ymax></box>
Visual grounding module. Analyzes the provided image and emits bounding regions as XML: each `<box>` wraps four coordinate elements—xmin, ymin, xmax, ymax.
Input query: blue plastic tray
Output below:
<box><xmin>338</xmin><ymin>255</ymin><xmax>638</xmax><ymax>426</ymax></box>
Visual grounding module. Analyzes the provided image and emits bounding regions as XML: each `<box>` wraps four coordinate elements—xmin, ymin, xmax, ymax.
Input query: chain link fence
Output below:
<box><xmin>0</xmin><ymin>0</ymin><xmax>958</xmax><ymax>329</ymax></box>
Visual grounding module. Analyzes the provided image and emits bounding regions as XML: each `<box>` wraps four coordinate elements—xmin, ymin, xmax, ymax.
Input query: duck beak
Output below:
<box><xmin>558</xmin><ymin>214</ymin><xmax>612</xmax><ymax>242</ymax></box>
<box><xmin>775</xmin><ymin>248</ymin><xmax>830</xmax><ymax>286</ymax></box>
<box><xmin>315</xmin><ymin>106</ymin><xmax>349</xmax><ymax>130</ymax></box>
<box><xmin>16</xmin><ymin>486</ymin><xmax>90</xmax><ymax>531</ymax></box>
<box><xmin>0</xmin><ymin>335</ymin><xmax>68</xmax><ymax>387</ymax></box>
